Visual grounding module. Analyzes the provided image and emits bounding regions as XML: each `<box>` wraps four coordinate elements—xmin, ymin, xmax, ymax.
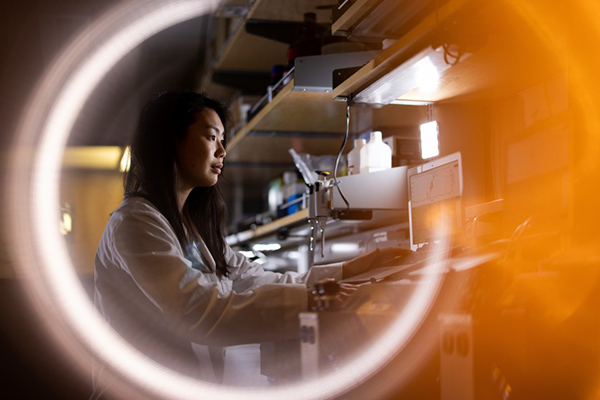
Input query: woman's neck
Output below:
<box><xmin>176</xmin><ymin>187</ymin><xmax>192</xmax><ymax>213</ymax></box>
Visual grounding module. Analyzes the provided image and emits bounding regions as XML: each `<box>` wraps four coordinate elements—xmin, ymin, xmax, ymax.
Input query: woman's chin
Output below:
<box><xmin>197</xmin><ymin>180</ymin><xmax>218</xmax><ymax>188</ymax></box>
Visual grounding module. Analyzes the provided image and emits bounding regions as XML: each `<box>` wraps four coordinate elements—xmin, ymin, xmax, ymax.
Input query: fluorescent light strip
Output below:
<box><xmin>390</xmin><ymin>99</ymin><xmax>431</xmax><ymax>106</ymax></box>
<box><xmin>62</xmin><ymin>146</ymin><xmax>123</xmax><ymax>170</ymax></box>
<box><xmin>252</xmin><ymin>243</ymin><xmax>282</xmax><ymax>252</ymax></box>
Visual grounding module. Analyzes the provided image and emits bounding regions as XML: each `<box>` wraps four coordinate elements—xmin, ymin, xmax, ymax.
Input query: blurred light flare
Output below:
<box><xmin>506</xmin><ymin>0</ymin><xmax>600</xmax><ymax>173</ymax></box>
<box><xmin>59</xmin><ymin>210</ymin><xmax>73</xmax><ymax>235</ymax></box>
<box><xmin>9</xmin><ymin>0</ymin><xmax>599</xmax><ymax>399</ymax></box>
<box><xmin>120</xmin><ymin>146</ymin><xmax>132</xmax><ymax>172</ymax></box>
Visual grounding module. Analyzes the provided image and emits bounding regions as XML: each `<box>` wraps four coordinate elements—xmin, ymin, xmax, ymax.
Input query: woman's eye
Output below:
<box><xmin>221</xmin><ymin>139</ymin><xmax>226</xmax><ymax>146</ymax></box>
<box><xmin>209</xmin><ymin>135</ymin><xmax>216</xmax><ymax>141</ymax></box>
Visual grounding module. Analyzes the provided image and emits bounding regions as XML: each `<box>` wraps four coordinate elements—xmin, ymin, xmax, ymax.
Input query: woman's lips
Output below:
<box><xmin>211</xmin><ymin>164</ymin><xmax>223</xmax><ymax>174</ymax></box>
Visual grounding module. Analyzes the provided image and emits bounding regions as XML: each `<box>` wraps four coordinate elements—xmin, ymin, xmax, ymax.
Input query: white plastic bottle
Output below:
<box><xmin>347</xmin><ymin>138</ymin><xmax>366</xmax><ymax>175</ymax></box>
<box><xmin>360</xmin><ymin>131</ymin><xmax>392</xmax><ymax>174</ymax></box>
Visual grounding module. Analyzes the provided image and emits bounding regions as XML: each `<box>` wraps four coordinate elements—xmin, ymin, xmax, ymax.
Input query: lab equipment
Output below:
<box><xmin>407</xmin><ymin>152</ymin><xmax>463</xmax><ymax>250</ymax></box>
<box><xmin>306</xmin><ymin>151</ymin><xmax>462</xmax><ymax>266</ymax></box>
<box><xmin>307</xmin><ymin>166</ymin><xmax>408</xmax><ymax>267</ymax></box>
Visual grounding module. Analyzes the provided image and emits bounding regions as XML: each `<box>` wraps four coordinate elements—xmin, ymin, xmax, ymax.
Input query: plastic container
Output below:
<box><xmin>360</xmin><ymin>131</ymin><xmax>392</xmax><ymax>174</ymax></box>
<box><xmin>347</xmin><ymin>139</ymin><xmax>366</xmax><ymax>175</ymax></box>
<box><xmin>282</xmin><ymin>172</ymin><xmax>305</xmax><ymax>215</ymax></box>
<box><xmin>267</xmin><ymin>177</ymin><xmax>284</xmax><ymax>216</ymax></box>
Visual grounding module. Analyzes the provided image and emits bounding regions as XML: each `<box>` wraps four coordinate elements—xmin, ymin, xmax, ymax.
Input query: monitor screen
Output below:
<box><xmin>407</xmin><ymin>152</ymin><xmax>463</xmax><ymax>249</ymax></box>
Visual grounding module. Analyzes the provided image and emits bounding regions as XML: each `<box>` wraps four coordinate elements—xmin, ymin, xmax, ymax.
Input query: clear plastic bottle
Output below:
<box><xmin>347</xmin><ymin>139</ymin><xmax>366</xmax><ymax>175</ymax></box>
<box><xmin>360</xmin><ymin>131</ymin><xmax>392</xmax><ymax>174</ymax></box>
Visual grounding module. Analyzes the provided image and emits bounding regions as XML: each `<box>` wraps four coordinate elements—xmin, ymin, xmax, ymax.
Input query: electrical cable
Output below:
<box><xmin>333</xmin><ymin>103</ymin><xmax>351</xmax><ymax>210</ymax></box>
<box><xmin>338</xmin><ymin>0</ymin><xmax>350</xmax><ymax>10</ymax></box>
<box><xmin>442</xmin><ymin>42</ymin><xmax>463</xmax><ymax>66</ymax></box>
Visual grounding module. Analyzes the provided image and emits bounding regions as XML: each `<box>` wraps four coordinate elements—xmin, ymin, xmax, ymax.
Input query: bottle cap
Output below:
<box><xmin>370</xmin><ymin>131</ymin><xmax>382</xmax><ymax>141</ymax></box>
<box><xmin>354</xmin><ymin>139</ymin><xmax>366</xmax><ymax>148</ymax></box>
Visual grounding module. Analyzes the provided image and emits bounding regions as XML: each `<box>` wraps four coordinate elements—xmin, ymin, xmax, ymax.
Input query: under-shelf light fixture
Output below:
<box><xmin>352</xmin><ymin>47</ymin><xmax>452</xmax><ymax>106</ymax></box>
<box><xmin>414</xmin><ymin>56</ymin><xmax>441</xmax><ymax>92</ymax></box>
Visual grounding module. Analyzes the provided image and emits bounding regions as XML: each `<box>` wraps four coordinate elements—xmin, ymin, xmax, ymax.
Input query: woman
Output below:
<box><xmin>92</xmin><ymin>92</ymin><xmax>406</xmax><ymax>395</ymax></box>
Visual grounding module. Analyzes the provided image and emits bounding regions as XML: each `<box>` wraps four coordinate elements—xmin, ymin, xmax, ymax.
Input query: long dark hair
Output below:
<box><xmin>124</xmin><ymin>92</ymin><xmax>230</xmax><ymax>277</ymax></box>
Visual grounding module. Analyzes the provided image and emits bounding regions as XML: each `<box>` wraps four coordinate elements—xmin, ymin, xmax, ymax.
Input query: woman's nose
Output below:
<box><xmin>217</xmin><ymin>140</ymin><xmax>226</xmax><ymax>159</ymax></box>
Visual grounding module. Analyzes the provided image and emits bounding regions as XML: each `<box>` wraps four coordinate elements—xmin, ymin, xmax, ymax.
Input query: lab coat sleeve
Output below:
<box><xmin>109</xmin><ymin>208</ymin><xmax>308</xmax><ymax>347</ymax></box>
<box><xmin>225</xmin><ymin>245</ymin><xmax>343</xmax><ymax>293</ymax></box>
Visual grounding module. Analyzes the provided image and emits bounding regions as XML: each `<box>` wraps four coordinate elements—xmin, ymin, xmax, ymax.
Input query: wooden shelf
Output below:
<box><xmin>226</xmin><ymin>208</ymin><xmax>408</xmax><ymax>247</ymax></box>
<box><xmin>215</xmin><ymin>23</ymin><xmax>288</xmax><ymax>71</ymax></box>
<box><xmin>332</xmin><ymin>0</ymin><xmax>567</xmax><ymax>104</ymax></box>
<box><xmin>225</xmin><ymin>79</ymin><xmax>373</xmax><ymax>164</ymax></box>
<box><xmin>214</xmin><ymin>0</ymin><xmax>335</xmax><ymax>72</ymax></box>
<box><xmin>227</xmin><ymin>209</ymin><xmax>309</xmax><ymax>245</ymax></box>
<box><xmin>332</xmin><ymin>0</ymin><xmax>472</xmax><ymax>101</ymax></box>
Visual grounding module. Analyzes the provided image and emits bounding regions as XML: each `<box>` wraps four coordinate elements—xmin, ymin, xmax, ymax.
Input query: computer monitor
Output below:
<box><xmin>407</xmin><ymin>152</ymin><xmax>463</xmax><ymax>250</ymax></box>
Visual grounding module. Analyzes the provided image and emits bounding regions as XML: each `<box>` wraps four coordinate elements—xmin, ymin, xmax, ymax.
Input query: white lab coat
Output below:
<box><xmin>92</xmin><ymin>196</ymin><xmax>341</xmax><ymax>393</ymax></box>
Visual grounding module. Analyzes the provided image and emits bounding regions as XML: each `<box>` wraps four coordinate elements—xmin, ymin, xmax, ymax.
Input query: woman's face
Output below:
<box><xmin>175</xmin><ymin>108</ymin><xmax>226</xmax><ymax>189</ymax></box>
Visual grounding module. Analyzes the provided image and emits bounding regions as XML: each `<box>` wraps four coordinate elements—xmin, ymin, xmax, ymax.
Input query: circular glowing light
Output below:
<box><xmin>8</xmin><ymin>0</ymin><xmax>445</xmax><ymax>391</ymax></box>
<box><xmin>16</xmin><ymin>0</ymin><xmax>598</xmax><ymax>398</ymax></box>
<box><xmin>8</xmin><ymin>0</ymin><xmax>446</xmax><ymax>387</ymax></box>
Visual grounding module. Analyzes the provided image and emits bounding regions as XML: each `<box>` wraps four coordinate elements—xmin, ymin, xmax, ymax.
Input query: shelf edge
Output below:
<box><xmin>331</xmin><ymin>0</ymin><xmax>376</xmax><ymax>35</ymax></box>
<box><xmin>227</xmin><ymin>208</ymin><xmax>309</xmax><ymax>245</ymax></box>
<box><xmin>227</xmin><ymin>79</ymin><xmax>295</xmax><ymax>151</ymax></box>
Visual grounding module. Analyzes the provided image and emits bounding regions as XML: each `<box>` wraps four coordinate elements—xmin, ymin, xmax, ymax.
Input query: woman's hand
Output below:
<box><xmin>342</xmin><ymin>247</ymin><xmax>414</xmax><ymax>279</ymax></box>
